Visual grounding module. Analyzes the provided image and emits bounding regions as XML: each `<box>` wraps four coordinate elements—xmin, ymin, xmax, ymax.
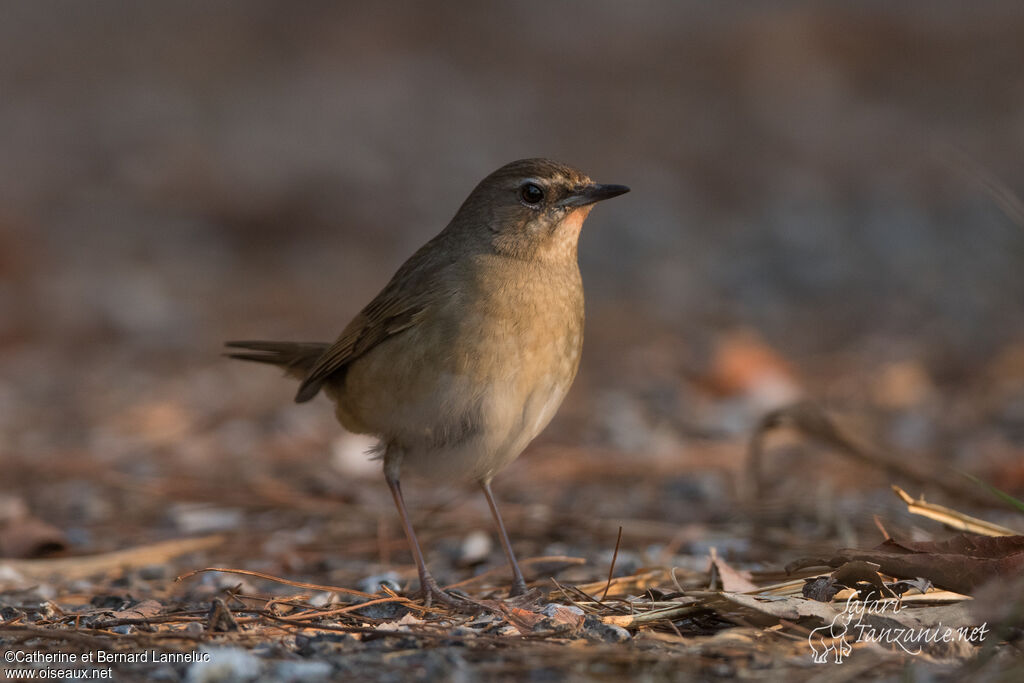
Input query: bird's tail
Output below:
<box><xmin>224</xmin><ymin>341</ymin><xmax>329</xmax><ymax>381</ymax></box>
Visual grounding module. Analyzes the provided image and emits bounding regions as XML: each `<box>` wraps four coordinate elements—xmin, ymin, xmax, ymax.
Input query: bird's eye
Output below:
<box><xmin>519</xmin><ymin>182</ymin><xmax>545</xmax><ymax>206</ymax></box>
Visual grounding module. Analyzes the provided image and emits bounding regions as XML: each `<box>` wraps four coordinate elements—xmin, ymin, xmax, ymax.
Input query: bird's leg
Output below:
<box><xmin>384</xmin><ymin>471</ymin><xmax>460</xmax><ymax>607</ymax></box>
<box><xmin>480</xmin><ymin>480</ymin><xmax>528</xmax><ymax>597</ymax></box>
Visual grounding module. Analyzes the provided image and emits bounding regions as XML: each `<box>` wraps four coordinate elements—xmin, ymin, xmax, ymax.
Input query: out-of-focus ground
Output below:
<box><xmin>1</xmin><ymin>2</ymin><xmax>1023</xmax><ymax>680</ymax></box>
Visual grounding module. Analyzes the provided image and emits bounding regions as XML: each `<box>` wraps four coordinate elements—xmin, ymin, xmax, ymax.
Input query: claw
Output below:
<box><xmin>416</xmin><ymin>574</ymin><xmax>464</xmax><ymax>608</ymax></box>
<box><xmin>509</xmin><ymin>578</ymin><xmax>529</xmax><ymax>597</ymax></box>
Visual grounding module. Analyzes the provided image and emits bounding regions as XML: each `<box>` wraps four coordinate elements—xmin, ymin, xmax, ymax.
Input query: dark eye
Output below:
<box><xmin>519</xmin><ymin>182</ymin><xmax>545</xmax><ymax>206</ymax></box>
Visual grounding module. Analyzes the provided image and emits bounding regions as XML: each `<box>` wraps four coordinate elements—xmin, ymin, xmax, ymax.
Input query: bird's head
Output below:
<box><xmin>452</xmin><ymin>158</ymin><xmax>629</xmax><ymax>262</ymax></box>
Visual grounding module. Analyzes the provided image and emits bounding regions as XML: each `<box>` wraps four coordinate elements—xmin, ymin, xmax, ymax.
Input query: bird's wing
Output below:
<box><xmin>294</xmin><ymin>233</ymin><xmax>456</xmax><ymax>403</ymax></box>
<box><xmin>294</xmin><ymin>300</ymin><xmax>428</xmax><ymax>402</ymax></box>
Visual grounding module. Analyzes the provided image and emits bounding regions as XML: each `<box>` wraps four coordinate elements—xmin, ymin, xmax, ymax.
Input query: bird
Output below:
<box><xmin>226</xmin><ymin>158</ymin><xmax>629</xmax><ymax>606</ymax></box>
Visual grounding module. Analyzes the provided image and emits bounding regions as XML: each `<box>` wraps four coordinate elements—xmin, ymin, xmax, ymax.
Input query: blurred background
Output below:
<box><xmin>1</xmin><ymin>1</ymin><xmax>1023</xmax><ymax>579</ymax></box>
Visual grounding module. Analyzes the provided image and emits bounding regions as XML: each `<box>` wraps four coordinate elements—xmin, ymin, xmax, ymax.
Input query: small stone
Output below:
<box><xmin>273</xmin><ymin>660</ymin><xmax>332</xmax><ymax>681</ymax></box>
<box><xmin>295</xmin><ymin>633</ymin><xmax>359</xmax><ymax>657</ymax></box>
<box><xmin>582</xmin><ymin>615</ymin><xmax>631</xmax><ymax>643</ymax></box>
<box><xmin>535</xmin><ymin>603</ymin><xmax>585</xmax><ymax>633</ymax></box>
<box><xmin>541</xmin><ymin>603</ymin><xmax>584</xmax><ymax>618</ymax></box>
<box><xmin>351</xmin><ymin>598</ymin><xmax>410</xmax><ymax>621</ymax></box>
<box><xmin>0</xmin><ymin>606</ymin><xmax>23</xmax><ymax>621</ymax></box>
<box><xmin>357</xmin><ymin>572</ymin><xmax>402</xmax><ymax>594</ymax></box>
<box><xmin>186</xmin><ymin>647</ymin><xmax>262</xmax><ymax>683</ymax></box>
<box><xmin>530</xmin><ymin>617</ymin><xmax>576</xmax><ymax>635</ymax></box>
<box><xmin>307</xmin><ymin>592</ymin><xmax>337</xmax><ymax>608</ymax></box>
<box><xmin>170</xmin><ymin>504</ymin><xmax>243</xmax><ymax>534</ymax></box>
<box><xmin>330</xmin><ymin>432</ymin><xmax>379</xmax><ymax>477</ymax></box>
<box><xmin>459</xmin><ymin>530</ymin><xmax>492</xmax><ymax>566</ymax></box>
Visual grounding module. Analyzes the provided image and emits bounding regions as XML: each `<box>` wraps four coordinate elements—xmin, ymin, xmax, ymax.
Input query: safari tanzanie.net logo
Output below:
<box><xmin>808</xmin><ymin>593</ymin><xmax>989</xmax><ymax>663</ymax></box>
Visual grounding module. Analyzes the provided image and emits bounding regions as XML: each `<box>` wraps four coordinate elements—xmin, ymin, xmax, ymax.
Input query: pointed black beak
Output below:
<box><xmin>556</xmin><ymin>183</ymin><xmax>630</xmax><ymax>208</ymax></box>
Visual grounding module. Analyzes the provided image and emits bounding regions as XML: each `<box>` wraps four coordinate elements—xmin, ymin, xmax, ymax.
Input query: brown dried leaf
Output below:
<box><xmin>710</xmin><ymin>548</ymin><xmax>757</xmax><ymax>593</ymax></box>
<box><xmin>544</xmin><ymin>605</ymin><xmax>586</xmax><ymax>630</ymax></box>
<box><xmin>802</xmin><ymin>576</ymin><xmax>842</xmax><ymax>602</ymax></box>
<box><xmin>107</xmin><ymin>599</ymin><xmax>163</xmax><ymax>621</ymax></box>
<box><xmin>788</xmin><ymin>533</ymin><xmax>1024</xmax><ymax>594</ymax></box>
<box><xmin>831</xmin><ymin>560</ymin><xmax>896</xmax><ymax>600</ymax></box>
<box><xmin>879</xmin><ymin>535</ymin><xmax>1024</xmax><ymax>558</ymax></box>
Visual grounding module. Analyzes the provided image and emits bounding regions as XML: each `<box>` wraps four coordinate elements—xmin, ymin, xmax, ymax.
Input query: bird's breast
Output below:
<box><xmin>456</xmin><ymin>257</ymin><xmax>583</xmax><ymax>388</ymax></box>
<box><xmin>335</xmin><ymin>256</ymin><xmax>584</xmax><ymax>480</ymax></box>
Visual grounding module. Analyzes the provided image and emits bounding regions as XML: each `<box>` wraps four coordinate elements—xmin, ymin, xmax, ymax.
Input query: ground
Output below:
<box><xmin>1</xmin><ymin>3</ymin><xmax>1024</xmax><ymax>681</ymax></box>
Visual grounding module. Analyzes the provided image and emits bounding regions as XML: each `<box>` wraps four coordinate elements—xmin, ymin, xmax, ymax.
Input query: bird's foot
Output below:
<box><xmin>508</xmin><ymin>578</ymin><xmax>529</xmax><ymax>598</ymax></box>
<box><xmin>415</xmin><ymin>574</ymin><xmax>465</xmax><ymax>609</ymax></box>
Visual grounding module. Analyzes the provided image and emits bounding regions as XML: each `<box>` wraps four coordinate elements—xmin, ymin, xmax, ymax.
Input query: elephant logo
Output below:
<box><xmin>808</xmin><ymin>610</ymin><xmax>855</xmax><ymax>664</ymax></box>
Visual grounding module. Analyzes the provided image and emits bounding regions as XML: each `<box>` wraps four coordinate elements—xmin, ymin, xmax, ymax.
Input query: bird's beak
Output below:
<box><xmin>556</xmin><ymin>183</ymin><xmax>630</xmax><ymax>208</ymax></box>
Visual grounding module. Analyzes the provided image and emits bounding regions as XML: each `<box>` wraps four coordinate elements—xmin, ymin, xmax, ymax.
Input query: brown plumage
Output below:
<box><xmin>227</xmin><ymin>158</ymin><xmax>628</xmax><ymax>606</ymax></box>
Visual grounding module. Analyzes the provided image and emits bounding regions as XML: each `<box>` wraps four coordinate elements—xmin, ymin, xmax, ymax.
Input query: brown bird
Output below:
<box><xmin>226</xmin><ymin>158</ymin><xmax>628</xmax><ymax>605</ymax></box>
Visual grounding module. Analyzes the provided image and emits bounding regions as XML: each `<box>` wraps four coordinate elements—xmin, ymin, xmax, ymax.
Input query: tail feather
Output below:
<box><xmin>225</xmin><ymin>341</ymin><xmax>329</xmax><ymax>385</ymax></box>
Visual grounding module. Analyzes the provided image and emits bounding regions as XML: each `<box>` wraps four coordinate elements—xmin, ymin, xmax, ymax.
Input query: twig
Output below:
<box><xmin>601</xmin><ymin>602</ymin><xmax>702</xmax><ymax>628</ymax></box>
<box><xmin>1</xmin><ymin>536</ymin><xmax>225</xmax><ymax>581</ymax></box>
<box><xmin>549</xmin><ymin>579</ymin><xmax>602</xmax><ymax>615</ymax></box>
<box><xmin>601</xmin><ymin>526</ymin><xmax>623</xmax><ymax>601</ymax></box>
<box><xmin>670</xmin><ymin>567</ymin><xmax>685</xmax><ymax>594</ymax></box>
<box><xmin>176</xmin><ymin>567</ymin><xmax>375</xmax><ymax>598</ymax></box>
<box><xmin>872</xmin><ymin>515</ymin><xmax>890</xmax><ymax>540</ymax></box>
<box><xmin>443</xmin><ymin>555</ymin><xmax>585</xmax><ymax>592</ymax></box>
<box><xmin>277</xmin><ymin>596</ymin><xmax>417</xmax><ymax>622</ymax></box>
<box><xmin>891</xmin><ymin>486</ymin><xmax>1018</xmax><ymax>536</ymax></box>
<box><xmin>958</xmin><ymin>471</ymin><xmax>1024</xmax><ymax>514</ymax></box>
<box><xmin>377</xmin><ymin>585</ymin><xmax>454</xmax><ymax>617</ymax></box>
<box><xmin>574</xmin><ymin>569</ymin><xmax>665</xmax><ymax>596</ymax></box>
<box><xmin>255</xmin><ymin>613</ymin><xmax>508</xmax><ymax>643</ymax></box>
<box><xmin>0</xmin><ymin>625</ymin><xmax>210</xmax><ymax>645</ymax></box>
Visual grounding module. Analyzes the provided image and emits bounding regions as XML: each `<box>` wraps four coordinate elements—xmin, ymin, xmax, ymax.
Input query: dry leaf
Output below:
<box><xmin>788</xmin><ymin>533</ymin><xmax>1024</xmax><ymax>594</ymax></box>
<box><xmin>710</xmin><ymin>547</ymin><xmax>757</xmax><ymax>592</ymax></box>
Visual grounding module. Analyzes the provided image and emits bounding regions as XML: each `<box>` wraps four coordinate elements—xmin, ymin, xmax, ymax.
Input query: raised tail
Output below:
<box><xmin>224</xmin><ymin>341</ymin><xmax>329</xmax><ymax>384</ymax></box>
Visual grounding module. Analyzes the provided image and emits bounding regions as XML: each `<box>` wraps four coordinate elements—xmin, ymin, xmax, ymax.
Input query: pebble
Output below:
<box><xmin>186</xmin><ymin>647</ymin><xmax>262</xmax><ymax>683</ymax></box>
